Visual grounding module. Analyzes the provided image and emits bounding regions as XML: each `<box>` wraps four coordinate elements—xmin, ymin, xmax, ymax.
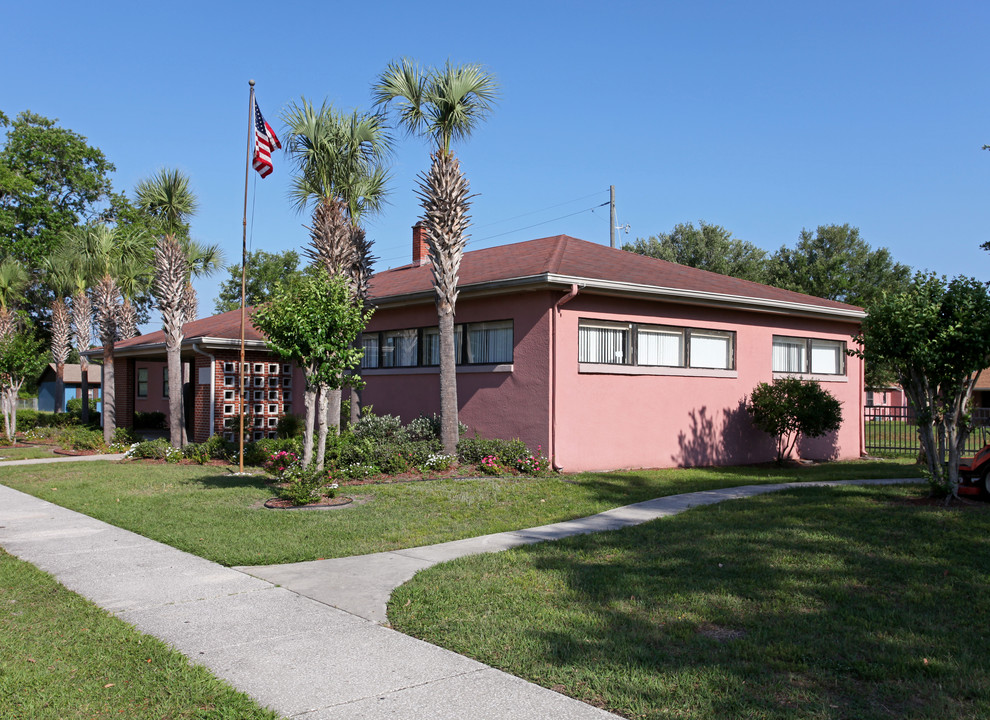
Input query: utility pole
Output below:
<box><xmin>610</xmin><ymin>185</ymin><xmax>616</xmax><ymax>248</ymax></box>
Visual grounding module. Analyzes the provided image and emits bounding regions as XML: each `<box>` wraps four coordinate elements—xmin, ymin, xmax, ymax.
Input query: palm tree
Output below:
<box><xmin>57</xmin><ymin>253</ymin><xmax>95</xmax><ymax>423</ymax></box>
<box><xmin>373</xmin><ymin>59</ymin><xmax>498</xmax><ymax>454</ymax></box>
<box><xmin>59</xmin><ymin>223</ymin><xmax>154</xmax><ymax>444</ymax></box>
<box><xmin>41</xmin><ymin>257</ymin><xmax>82</xmax><ymax>414</ymax></box>
<box><xmin>282</xmin><ymin>99</ymin><xmax>389</xmax><ymax>467</ymax></box>
<box><xmin>0</xmin><ymin>257</ymin><xmax>29</xmax><ymax>341</ymax></box>
<box><xmin>135</xmin><ymin>169</ymin><xmax>222</xmax><ymax>448</ymax></box>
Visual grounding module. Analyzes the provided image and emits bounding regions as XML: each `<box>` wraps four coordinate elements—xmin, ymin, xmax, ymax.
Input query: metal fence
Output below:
<box><xmin>16</xmin><ymin>397</ymin><xmax>37</xmax><ymax>410</ymax></box>
<box><xmin>864</xmin><ymin>405</ymin><xmax>990</xmax><ymax>455</ymax></box>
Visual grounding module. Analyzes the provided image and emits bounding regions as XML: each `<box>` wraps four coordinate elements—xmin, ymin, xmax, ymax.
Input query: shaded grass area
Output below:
<box><xmin>0</xmin><ymin>549</ymin><xmax>281</xmax><ymax>720</ymax></box>
<box><xmin>0</xmin><ymin>459</ymin><xmax>920</xmax><ymax>567</ymax></box>
<box><xmin>0</xmin><ymin>445</ymin><xmax>57</xmax><ymax>461</ymax></box>
<box><xmin>389</xmin><ymin>484</ymin><xmax>990</xmax><ymax>720</ymax></box>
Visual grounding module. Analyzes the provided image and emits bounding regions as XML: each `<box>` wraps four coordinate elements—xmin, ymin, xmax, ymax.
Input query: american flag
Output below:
<box><xmin>253</xmin><ymin>99</ymin><xmax>281</xmax><ymax>178</ymax></box>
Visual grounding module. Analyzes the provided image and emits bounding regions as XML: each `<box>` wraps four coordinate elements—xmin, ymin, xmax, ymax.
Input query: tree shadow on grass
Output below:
<box><xmin>189</xmin><ymin>472</ymin><xmax>272</xmax><ymax>491</ymax></box>
<box><xmin>517</xmin><ymin>484</ymin><xmax>990</xmax><ymax>718</ymax></box>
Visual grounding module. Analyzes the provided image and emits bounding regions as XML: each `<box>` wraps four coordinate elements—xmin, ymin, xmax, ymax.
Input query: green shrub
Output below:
<box><xmin>273</xmin><ymin>465</ymin><xmax>334</xmax><ymax>506</ymax></box>
<box><xmin>276</xmin><ymin>413</ymin><xmax>305</xmax><ymax>438</ymax></box>
<box><xmin>62</xmin><ymin>427</ymin><xmax>107</xmax><ymax>451</ymax></box>
<box><xmin>747</xmin><ymin>378</ymin><xmax>843</xmax><ymax>463</ymax></box>
<box><xmin>128</xmin><ymin>438</ymin><xmax>181</xmax><ymax>462</ymax></box>
<box><xmin>353</xmin><ymin>411</ymin><xmax>407</xmax><ymax>443</ymax></box>
<box><xmin>133</xmin><ymin>411</ymin><xmax>167</xmax><ymax>430</ymax></box>
<box><xmin>112</xmin><ymin>426</ymin><xmax>139</xmax><ymax>445</ymax></box>
<box><xmin>16</xmin><ymin>409</ymin><xmax>39</xmax><ymax>430</ymax></box>
<box><xmin>243</xmin><ymin>437</ymin><xmax>301</xmax><ymax>467</ymax></box>
<box><xmin>457</xmin><ymin>436</ymin><xmax>530</xmax><ymax>466</ymax></box>
<box><xmin>66</xmin><ymin>397</ymin><xmax>99</xmax><ymax>420</ymax></box>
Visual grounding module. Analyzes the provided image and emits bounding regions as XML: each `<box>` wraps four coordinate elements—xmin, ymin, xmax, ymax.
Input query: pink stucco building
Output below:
<box><xmin>99</xmin><ymin>231</ymin><xmax>865</xmax><ymax>471</ymax></box>
<box><xmin>360</xmin><ymin>231</ymin><xmax>865</xmax><ymax>471</ymax></box>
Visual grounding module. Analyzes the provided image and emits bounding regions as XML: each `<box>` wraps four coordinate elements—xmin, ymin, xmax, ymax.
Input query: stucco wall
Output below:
<box><xmin>552</xmin><ymin>293</ymin><xmax>863</xmax><ymax>471</ymax></box>
<box><xmin>360</xmin><ymin>291</ymin><xmax>553</xmax><ymax>453</ymax></box>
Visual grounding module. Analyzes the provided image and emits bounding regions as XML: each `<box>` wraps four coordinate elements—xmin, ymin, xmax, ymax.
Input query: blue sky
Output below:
<box><xmin>6</xmin><ymin>1</ymin><xmax>989</xmax><ymax>330</ymax></box>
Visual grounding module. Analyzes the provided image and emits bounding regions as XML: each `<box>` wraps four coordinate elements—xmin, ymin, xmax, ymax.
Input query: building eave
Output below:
<box><xmin>370</xmin><ymin>272</ymin><xmax>865</xmax><ymax>322</ymax></box>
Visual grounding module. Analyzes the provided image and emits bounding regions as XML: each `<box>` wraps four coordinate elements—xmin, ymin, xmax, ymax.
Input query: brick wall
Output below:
<box><xmin>209</xmin><ymin>349</ymin><xmax>296</xmax><ymax>443</ymax></box>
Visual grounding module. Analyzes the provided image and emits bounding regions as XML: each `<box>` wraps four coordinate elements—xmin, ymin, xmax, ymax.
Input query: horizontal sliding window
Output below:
<box><xmin>466</xmin><ymin>321</ymin><xmax>512</xmax><ymax>364</ymax></box>
<box><xmin>579</xmin><ymin>322</ymin><xmax>629</xmax><ymax>364</ymax></box>
<box><xmin>362</xmin><ymin>320</ymin><xmax>513</xmax><ymax>369</ymax></box>
<box><xmin>382</xmin><ymin>329</ymin><xmax>418</xmax><ymax>368</ymax></box>
<box><xmin>579</xmin><ymin>320</ymin><xmax>735</xmax><ymax>370</ymax></box>
<box><xmin>772</xmin><ymin>336</ymin><xmax>845</xmax><ymax>375</ymax></box>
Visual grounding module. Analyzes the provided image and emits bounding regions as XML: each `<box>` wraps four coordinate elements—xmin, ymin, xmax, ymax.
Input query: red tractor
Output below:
<box><xmin>957</xmin><ymin>445</ymin><xmax>990</xmax><ymax>499</ymax></box>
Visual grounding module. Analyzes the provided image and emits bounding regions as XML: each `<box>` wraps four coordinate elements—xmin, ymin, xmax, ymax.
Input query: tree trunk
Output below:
<box><xmin>327</xmin><ymin>387</ymin><xmax>341</xmax><ymax>434</ymax></box>
<box><xmin>80</xmin><ymin>358</ymin><xmax>90</xmax><ymax>424</ymax></box>
<box><xmin>55</xmin><ymin>365</ymin><xmax>65</xmax><ymax>414</ymax></box>
<box><xmin>316</xmin><ymin>384</ymin><xmax>329</xmax><ymax>471</ymax></box>
<box><xmin>9</xmin><ymin>379</ymin><xmax>22</xmax><ymax>439</ymax></box>
<box><xmin>302</xmin><ymin>373</ymin><xmax>317</xmax><ymax>468</ymax></box>
<box><xmin>349</xmin><ymin>385</ymin><xmax>360</xmax><ymax>425</ymax></box>
<box><xmin>438</xmin><ymin>306</ymin><xmax>458</xmax><ymax>454</ymax></box>
<box><xmin>102</xmin><ymin>342</ymin><xmax>116</xmax><ymax>446</ymax></box>
<box><xmin>166</xmin><ymin>343</ymin><xmax>184</xmax><ymax>448</ymax></box>
<box><xmin>2</xmin><ymin>385</ymin><xmax>12</xmax><ymax>441</ymax></box>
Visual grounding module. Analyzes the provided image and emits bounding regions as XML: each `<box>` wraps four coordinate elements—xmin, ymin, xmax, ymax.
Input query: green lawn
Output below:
<box><xmin>0</xmin><ymin>445</ymin><xmax>57</xmax><ymax>461</ymax></box>
<box><xmin>0</xmin><ymin>459</ymin><xmax>920</xmax><ymax>566</ymax></box>
<box><xmin>0</xmin><ymin>549</ymin><xmax>281</xmax><ymax>720</ymax></box>
<box><xmin>389</xmin><ymin>484</ymin><xmax>990</xmax><ymax>720</ymax></box>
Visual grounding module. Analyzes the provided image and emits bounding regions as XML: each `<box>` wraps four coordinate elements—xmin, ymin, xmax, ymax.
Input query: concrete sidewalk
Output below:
<box><xmin>240</xmin><ymin>477</ymin><xmax>922</xmax><ymax>624</ymax></box>
<box><xmin>0</xmin><ymin>476</ymin><xmax>920</xmax><ymax>719</ymax></box>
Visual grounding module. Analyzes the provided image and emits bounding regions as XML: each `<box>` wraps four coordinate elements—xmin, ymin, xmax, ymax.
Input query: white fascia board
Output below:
<box><xmin>371</xmin><ymin>272</ymin><xmax>865</xmax><ymax>321</ymax></box>
<box><xmin>83</xmin><ymin>337</ymin><xmax>269</xmax><ymax>360</ymax></box>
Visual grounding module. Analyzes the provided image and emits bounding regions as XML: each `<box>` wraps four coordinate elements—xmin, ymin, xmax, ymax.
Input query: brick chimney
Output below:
<box><xmin>412</xmin><ymin>222</ymin><xmax>430</xmax><ymax>266</ymax></box>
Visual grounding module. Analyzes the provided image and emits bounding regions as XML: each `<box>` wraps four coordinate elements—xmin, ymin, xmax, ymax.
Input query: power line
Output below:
<box><xmin>473</xmin><ymin>202</ymin><xmax>609</xmax><ymax>243</ymax></box>
<box><xmin>473</xmin><ymin>189</ymin><xmax>608</xmax><ymax>229</ymax></box>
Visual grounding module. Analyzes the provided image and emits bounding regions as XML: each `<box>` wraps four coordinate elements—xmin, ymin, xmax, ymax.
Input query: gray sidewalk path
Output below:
<box><xmin>240</xmin><ymin>477</ymin><xmax>922</xmax><ymax>624</ymax></box>
<box><xmin>0</xmin><ymin>476</ymin><xmax>920</xmax><ymax>719</ymax></box>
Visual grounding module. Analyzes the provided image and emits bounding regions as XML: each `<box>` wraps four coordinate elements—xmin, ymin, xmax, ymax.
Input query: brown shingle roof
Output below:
<box><xmin>369</xmin><ymin>234</ymin><xmax>863</xmax><ymax>314</ymax></box>
<box><xmin>113</xmin><ymin>307</ymin><xmax>263</xmax><ymax>350</ymax></box>
<box><xmin>112</xmin><ymin>234</ymin><xmax>862</xmax><ymax>352</ymax></box>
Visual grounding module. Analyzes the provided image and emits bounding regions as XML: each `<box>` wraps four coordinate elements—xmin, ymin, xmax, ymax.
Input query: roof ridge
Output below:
<box><xmin>546</xmin><ymin>235</ymin><xmax>569</xmax><ymax>274</ymax></box>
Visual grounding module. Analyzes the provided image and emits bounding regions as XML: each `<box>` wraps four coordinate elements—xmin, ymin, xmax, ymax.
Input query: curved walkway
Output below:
<box><xmin>0</xmin><ymin>475</ymin><xmax>920</xmax><ymax>720</ymax></box>
<box><xmin>239</xmin><ymin>477</ymin><xmax>922</xmax><ymax>624</ymax></box>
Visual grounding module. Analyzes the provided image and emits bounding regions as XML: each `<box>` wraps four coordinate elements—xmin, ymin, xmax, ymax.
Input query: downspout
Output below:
<box><xmin>551</xmin><ymin>284</ymin><xmax>580</xmax><ymax>471</ymax></box>
<box><xmin>191</xmin><ymin>343</ymin><xmax>216</xmax><ymax>439</ymax></box>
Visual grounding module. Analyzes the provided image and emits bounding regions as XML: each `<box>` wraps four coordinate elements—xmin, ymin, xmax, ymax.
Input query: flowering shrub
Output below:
<box><xmin>343</xmin><ymin>463</ymin><xmax>378</xmax><ymax>480</ymax></box>
<box><xmin>264</xmin><ymin>450</ymin><xmax>299</xmax><ymax>480</ymax></box>
<box><xmin>515</xmin><ymin>446</ymin><xmax>552</xmax><ymax>475</ymax></box>
<box><xmin>478</xmin><ymin>455</ymin><xmax>502</xmax><ymax>475</ymax></box>
<box><xmin>422</xmin><ymin>452</ymin><xmax>455</xmax><ymax>472</ymax></box>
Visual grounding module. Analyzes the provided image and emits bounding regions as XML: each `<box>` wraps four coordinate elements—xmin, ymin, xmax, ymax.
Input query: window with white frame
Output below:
<box><xmin>772</xmin><ymin>336</ymin><xmax>845</xmax><ymax>375</ymax></box>
<box><xmin>579</xmin><ymin>320</ymin><xmax>734</xmax><ymax>370</ymax></box>
<box><xmin>579</xmin><ymin>322</ymin><xmax>629</xmax><ymax>364</ymax></box>
<box><xmin>688</xmin><ymin>330</ymin><xmax>734</xmax><ymax>370</ymax></box>
<box><xmin>637</xmin><ymin>325</ymin><xmax>683</xmax><ymax>367</ymax></box>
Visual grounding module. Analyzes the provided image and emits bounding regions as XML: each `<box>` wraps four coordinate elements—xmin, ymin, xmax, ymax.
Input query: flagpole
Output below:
<box><xmin>239</xmin><ymin>79</ymin><xmax>255</xmax><ymax>474</ymax></box>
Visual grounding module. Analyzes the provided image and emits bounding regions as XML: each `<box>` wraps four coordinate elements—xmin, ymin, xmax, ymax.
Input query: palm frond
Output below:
<box><xmin>135</xmin><ymin>168</ymin><xmax>199</xmax><ymax>236</ymax></box>
<box><xmin>372</xmin><ymin>58</ymin><xmax>428</xmax><ymax>137</ymax></box>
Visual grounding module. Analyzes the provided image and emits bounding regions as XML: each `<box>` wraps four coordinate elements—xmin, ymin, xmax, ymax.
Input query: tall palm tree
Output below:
<box><xmin>59</xmin><ymin>223</ymin><xmax>154</xmax><ymax>444</ymax></box>
<box><xmin>135</xmin><ymin>169</ymin><xmax>222</xmax><ymax>448</ymax></box>
<box><xmin>373</xmin><ymin>59</ymin><xmax>498</xmax><ymax>454</ymax></box>
<box><xmin>41</xmin><ymin>261</ymin><xmax>73</xmax><ymax>414</ymax></box>
<box><xmin>57</xmin><ymin>253</ymin><xmax>95</xmax><ymax>423</ymax></box>
<box><xmin>0</xmin><ymin>257</ymin><xmax>29</xmax><ymax>341</ymax></box>
<box><xmin>282</xmin><ymin>99</ymin><xmax>389</xmax><ymax>467</ymax></box>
